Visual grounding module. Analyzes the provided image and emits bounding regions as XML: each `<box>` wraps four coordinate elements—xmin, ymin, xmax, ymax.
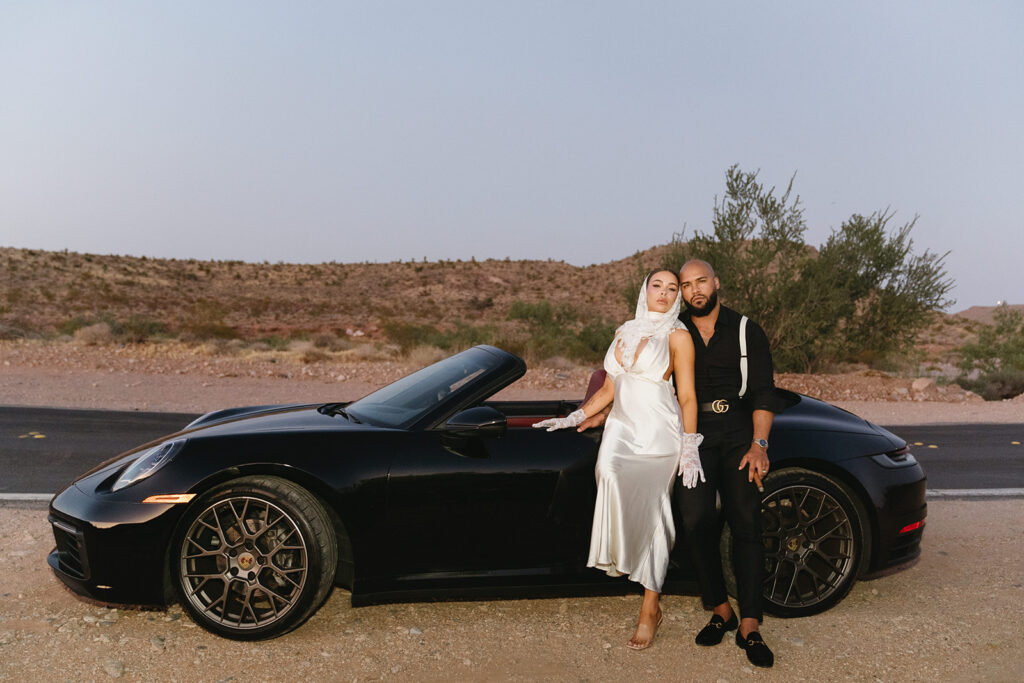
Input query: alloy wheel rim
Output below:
<box><xmin>180</xmin><ymin>496</ymin><xmax>308</xmax><ymax>629</ymax></box>
<box><xmin>761</xmin><ymin>484</ymin><xmax>854</xmax><ymax>608</ymax></box>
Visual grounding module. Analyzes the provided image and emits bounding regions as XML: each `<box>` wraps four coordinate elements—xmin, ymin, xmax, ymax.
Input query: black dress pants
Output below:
<box><xmin>674</xmin><ymin>423</ymin><xmax>764</xmax><ymax>622</ymax></box>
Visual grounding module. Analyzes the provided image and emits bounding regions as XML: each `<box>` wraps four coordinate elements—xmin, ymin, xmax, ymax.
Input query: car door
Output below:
<box><xmin>383</xmin><ymin>426</ymin><xmax>599</xmax><ymax>577</ymax></box>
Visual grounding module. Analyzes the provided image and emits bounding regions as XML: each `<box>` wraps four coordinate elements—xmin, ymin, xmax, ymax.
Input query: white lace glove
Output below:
<box><xmin>533</xmin><ymin>409</ymin><xmax>587</xmax><ymax>432</ymax></box>
<box><xmin>678</xmin><ymin>432</ymin><xmax>705</xmax><ymax>488</ymax></box>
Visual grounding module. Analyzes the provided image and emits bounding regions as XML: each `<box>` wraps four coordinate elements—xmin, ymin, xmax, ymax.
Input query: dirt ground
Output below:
<box><xmin>2</xmin><ymin>340</ymin><xmax>1023</xmax><ymax>680</ymax></box>
<box><xmin>2</xmin><ymin>339</ymin><xmax>1023</xmax><ymax>424</ymax></box>
<box><xmin>1</xmin><ymin>500</ymin><xmax>1020</xmax><ymax>682</ymax></box>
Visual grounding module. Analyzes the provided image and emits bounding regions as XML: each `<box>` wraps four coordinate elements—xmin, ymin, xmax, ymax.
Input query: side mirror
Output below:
<box><xmin>444</xmin><ymin>406</ymin><xmax>507</xmax><ymax>438</ymax></box>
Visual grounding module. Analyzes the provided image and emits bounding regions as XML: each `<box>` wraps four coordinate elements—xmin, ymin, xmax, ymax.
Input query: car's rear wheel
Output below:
<box><xmin>722</xmin><ymin>467</ymin><xmax>870</xmax><ymax>618</ymax></box>
<box><xmin>171</xmin><ymin>476</ymin><xmax>337</xmax><ymax>640</ymax></box>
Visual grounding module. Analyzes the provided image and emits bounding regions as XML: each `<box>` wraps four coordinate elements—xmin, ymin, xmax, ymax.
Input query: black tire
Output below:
<box><xmin>171</xmin><ymin>475</ymin><xmax>338</xmax><ymax>640</ymax></box>
<box><xmin>721</xmin><ymin>467</ymin><xmax>870</xmax><ymax>618</ymax></box>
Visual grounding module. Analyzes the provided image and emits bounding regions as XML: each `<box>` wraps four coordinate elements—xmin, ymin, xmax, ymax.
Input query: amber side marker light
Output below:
<box><xmin>899</xmin><ymin>520</ymin><xmax>924</xmax><ymax>534</ymax></box>
<box><xmin>142</xmin><ymin>494</ymin><xmax>196</xmax><ymax>504</ymax></box>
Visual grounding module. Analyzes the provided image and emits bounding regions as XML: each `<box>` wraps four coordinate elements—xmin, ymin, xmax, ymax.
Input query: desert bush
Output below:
<box><xmin>383</xmin><ymin>322</ymin><xmax>439</xmax><ymax>352</ymax></box>
<box><xmin>958</xmin><ymin>369</ymin><xmax>1024</xmax><ymax>401</ymax></box>
<box><xmin>257</xmin><ymin>336</ymin><xmax>290</xmax><ymax>350</ymax></box>
<box><xmin>351</xmin><ymin>343</ymin><xmax>387</xmax><ymax>360</ymax></box>
<box><xmin>197</xmin><ymin>339</ymin><xmax>241</xmax><ymax>356</ymax></box>
<box><xmin>74</xmin><ymin>322</ymin><xmax>114</xmax><ymax>345</ymax></box>
<box><xmin>956</xmin><ymin>304</ymin><xmax>1024</xmax><ymax>399</ymax></box>
<box><xmin>300</xmin><ymin>348</ymin><xmax>330</xmax><ymax>364</ymax></box>
<box><xmin>313</xmin><ymin>333</ymin><xmax>338</xmax><ymax>349</ymax></box>
<box><xmin>508</xmin><ymin>301</ymin><xmax>614</xmax><ymax>363</ymax></box>
<box><xmin>58</xmin><ymin>317</ymin><xmax>92</xmax><ymax>336</ymax></box>
<box><xmin>182</xmin><ymin>300</ymin><xmax>238</xmax><ymax>340</ymax></box>
<box><xmin>405</xmin><ymin>344</ymin><xmax>447</xmax><ymax>367</ymax></box>
<box><xmin>382</xmin><ymin>320</ymin><xmax>498</xmax><ymax>353</ymax></box>
<box><xmin>119</xmin><ymin>315</ymin><xmax>168</xmax><ymax>343</ymax></box>
<box><xmin>658</xmin><ymin>165</ymin><xmax>954</xmax><ymax>372</ymax></box>
<box><xmin>0</xmin><ymin>323</ymin><xmax>29</xmax><ymax>340</ymax></box>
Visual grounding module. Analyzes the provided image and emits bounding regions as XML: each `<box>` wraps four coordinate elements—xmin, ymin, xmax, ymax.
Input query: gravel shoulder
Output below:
<box><xmin>1</xmin><ymin>500</ymin><xmax>1020</xmax><ymax>681</ymax></box>
<box><xmin>2</xmin><ymin>340</ymin><xmax>1022</xmax><ymax>424</ymax></box>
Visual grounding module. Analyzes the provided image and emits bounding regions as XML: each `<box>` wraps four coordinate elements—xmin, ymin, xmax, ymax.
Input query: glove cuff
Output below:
<box><xmin>567</xmin><ymin>408</ymin><xmax>586</xmax><ymax>426</ymax></box>
<box><xmin>681</xmin><ymin>432</ymin><xmax>704</xmax><ymax>448</ymax></box>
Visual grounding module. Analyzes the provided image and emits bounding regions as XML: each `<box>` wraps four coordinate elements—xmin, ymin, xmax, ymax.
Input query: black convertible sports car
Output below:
<box><xmin>48</xmin><ymin>345</ymin><xmax>926</xmax><ymax>640</ymax></box>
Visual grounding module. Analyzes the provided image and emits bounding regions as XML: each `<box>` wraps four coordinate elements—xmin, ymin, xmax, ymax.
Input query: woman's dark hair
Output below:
<box><xmin>644</xmin><ymin>267</ymin><xmax>679</xmax><ymax>285</ymax></box>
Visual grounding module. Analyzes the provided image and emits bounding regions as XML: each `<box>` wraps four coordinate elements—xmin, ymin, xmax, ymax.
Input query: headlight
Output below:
<box><xmin>111</xmin><ymin>440</ymin><xmax>186</xmax><ymax>492</ymax></box>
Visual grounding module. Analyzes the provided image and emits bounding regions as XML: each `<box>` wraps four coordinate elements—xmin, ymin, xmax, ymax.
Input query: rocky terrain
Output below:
<box><xmin>1</xmin><ymin>245</ymin><xmax>672</xmax><ymax>341</ymax></box>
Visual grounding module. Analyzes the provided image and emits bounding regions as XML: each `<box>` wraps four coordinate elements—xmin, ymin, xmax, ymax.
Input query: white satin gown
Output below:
<box><xmin>586</xmin><ymin>332</ymin><xmax>682</xmax><ymax>593</ymax></box>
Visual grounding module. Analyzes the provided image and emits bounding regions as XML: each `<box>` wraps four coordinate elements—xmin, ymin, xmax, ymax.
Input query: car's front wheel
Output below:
<box><xmin>171</xmin><ymin>475</ymin><xmax>338</xmax><ymax>640</ymax></box>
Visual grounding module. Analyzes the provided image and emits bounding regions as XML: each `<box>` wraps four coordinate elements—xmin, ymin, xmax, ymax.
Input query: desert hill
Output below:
<box><xmin>2</xmin><ymin>245</ymin><xmax>982</xmax><ymax>370</ymax></box>
<box><xmin>1</xmin><ymin>245</ymin><xmax>672</xmax><ymax>342</ymax></box>
<box><xmin>954</xmin><ymin>304</ymin><xmax>1024</xmax><ymax>326</ymax></box>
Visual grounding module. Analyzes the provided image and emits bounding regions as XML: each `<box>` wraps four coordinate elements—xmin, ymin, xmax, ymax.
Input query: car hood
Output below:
<box><xmin>179</xmin><ymin>403</ymin><xmax>377</xmax><ymax>438</ymax></box>
<box><xmin>777</xmin><ymin>392</ymin><xmax>903</xmax><ymax>446</ymax></box>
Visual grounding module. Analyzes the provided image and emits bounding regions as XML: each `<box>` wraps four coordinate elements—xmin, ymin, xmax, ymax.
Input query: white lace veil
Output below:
<box><xmin>614</xmin><ymin>272</ymin><xmax>687</xmax><ymax>370</ymax></box>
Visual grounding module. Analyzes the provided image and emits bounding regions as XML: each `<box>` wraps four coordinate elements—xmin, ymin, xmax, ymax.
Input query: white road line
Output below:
<box><xmin>0</xmin><ymin>493</ymin><xmax>53</xmax><ymax>502</ymax></box>
<box><xmin>927</xmin><ymin>488</ymin><xmax>1024</xmax><ymax>498</ymax></box>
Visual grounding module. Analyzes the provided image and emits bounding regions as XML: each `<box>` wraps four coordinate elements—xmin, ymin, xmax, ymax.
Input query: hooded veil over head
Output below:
<box><xmin>613</xmin><ymin>272</ymin><xmax>686</xmax><ymax>371</ymax></box>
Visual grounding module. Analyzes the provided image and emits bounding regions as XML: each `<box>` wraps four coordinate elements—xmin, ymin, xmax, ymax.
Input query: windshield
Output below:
<box><xmin>345</xmin><ymin>347</ymin><xmax>499</xmax><ymax>428</ymax></box>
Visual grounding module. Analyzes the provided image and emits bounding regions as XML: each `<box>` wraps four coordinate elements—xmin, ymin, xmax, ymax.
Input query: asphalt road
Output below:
<box><xmin>1</xmin><ymin>406</ymin><xmax>197</xmax><ymax>493</ymax></box>
<box><xmin>1</xmin><ymin>406</ymin><xmax>1022</xmax><ymax>493</ymax></box>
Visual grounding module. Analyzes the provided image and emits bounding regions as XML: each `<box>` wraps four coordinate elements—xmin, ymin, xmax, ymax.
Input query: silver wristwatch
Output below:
<box><xmin>753</xmin><ymin>439</ymin><xmax>769</xmax><ymax>449</ymax></box>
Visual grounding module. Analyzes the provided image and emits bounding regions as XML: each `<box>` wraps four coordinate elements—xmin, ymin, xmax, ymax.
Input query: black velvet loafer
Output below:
<box><xmin>735</xmin><ymin>630</ymin><xmax>774</xmax><ymax>668</ymax></box>
<box><xmin>694</xmin><ymin>613</ymin><xmax>739</xmax><ymax>646</ymax></box>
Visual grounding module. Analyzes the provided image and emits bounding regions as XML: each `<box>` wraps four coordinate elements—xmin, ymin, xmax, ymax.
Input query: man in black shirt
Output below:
<box><xmin>675</xmin><ymin>258</ymin><xmax>783</xmax><ymax>668</ymax></box>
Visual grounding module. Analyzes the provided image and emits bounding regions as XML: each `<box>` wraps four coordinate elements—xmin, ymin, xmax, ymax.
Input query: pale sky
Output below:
<box><xmin>2</xmin><ymin>2</ymin><xmax>1021</xmax><ymax>310</ymax></box>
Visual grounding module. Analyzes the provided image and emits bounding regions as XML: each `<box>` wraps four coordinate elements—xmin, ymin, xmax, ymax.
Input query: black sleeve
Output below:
<box><xmin>745</xmin><ymin>320</ymin><xmax>787</xmax><ymax>413</ymax></box>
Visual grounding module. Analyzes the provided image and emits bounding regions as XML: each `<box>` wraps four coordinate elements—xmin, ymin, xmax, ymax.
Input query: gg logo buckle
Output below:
<box><xmin>711</xmin><ymin>399</ymin><xmax>730</xmax><ymax>414</ymax></box>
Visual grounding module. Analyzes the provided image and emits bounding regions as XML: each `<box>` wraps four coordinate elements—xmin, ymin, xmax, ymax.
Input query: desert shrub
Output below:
<box><xmin>74</xmin><ymin>322</ymin><xmax>114</xmax><ymax>345</ymax></box>
<box><xmin>508</xmin><ymin>301</ymin><xmax>614</xmax><ymax>363</ymax></box>
<box><xmin>119</xmin><ymin>315</ymin><xmax>168</xmax><ymax>343</ymax></box>
<box><xmin>958</xmin><ymin>369</ymin><xmax>1024</xmax><ymax>401</ymax></box>
<box><xmin>300</xmin><ymin>349</ymin><xmax>330</xmax><ymax>364</ymax></box>
<box><xmin>382</xmin><ymin>322</ymin><xmax>439</xmax><ymax>352</ymax></box>
<box><xmin>257</xmin><ymin>336</ymin><xmax>290</xmax><ymax>350</ymax></box>
<box><xmin>332</xmin><ymin>336</ymin><xmax>355</xmax><ymax>351</ymax></box>
<box><xmin>182</xmin><ymin>300</ymin><xmax>238</xmax><ymax>339</ymax></box>
<box><xmin>0</xmin><ymin>323</ymin><xmax>29</xmax><ymax>340</ymax></box>
<box><xmin>658</xmin><ymin>165</ymin><xmax>954</xmax><ymax>372</ymax></box>
<box><xmin>405</xmin><ymin>344</ymin><xmax>447</xmax><ymax>367</ymax></box>
<box><xmin>197</xmin><ymin>339</ymin><xmax>241</xmax><ymax>356</ymax></box>
<box><xmin>382</xmin><ymin>321</ymin><xmax>498</xmax><ymax>353</ymax></box>
<box><xmin>956</xmin><ymin>304</ymin><xmax>1024</xmax><ymax>399</ymax></box>
<box><xmin>58</xmin><ymin>317</ymin><xmax>92</xmax><ymax>336</ymax></box>
<box><xmin>351</xmin><ymin>342</ymin><xmax>386</xmax><ymax>360</ymax></box>
<box><xmin>444</xmin><ymin>322</ymin><xmax>499</xmax><ymax>350</ymax></box>
<box><xmin>313</xmin><ymin>333</ymin><xmax>336</xmax><ymax>349</ymax></box>
<box><xmin>572</xmin><ymin>319</ymin><xmax>617</xmax><ymax>362</ymax></box>
<box><xmin>467</xmin><ymin>295</ymin><xmax>494</xmax><ymax>310</ymax></box>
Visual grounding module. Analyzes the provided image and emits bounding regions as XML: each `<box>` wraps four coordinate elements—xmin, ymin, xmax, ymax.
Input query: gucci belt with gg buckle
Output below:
<box><xmin>699</xmin><ymin>399</ymin><xmax>733</xmax><ymax>414</ymax></box>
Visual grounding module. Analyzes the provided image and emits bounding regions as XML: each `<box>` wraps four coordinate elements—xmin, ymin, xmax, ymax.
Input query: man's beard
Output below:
<box><xmin>685</xmin><ymin>290</ymin><xmax>718</xmax><ymax>317</ymax></box>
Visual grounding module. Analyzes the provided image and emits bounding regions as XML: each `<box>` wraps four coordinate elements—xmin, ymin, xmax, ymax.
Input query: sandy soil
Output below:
<box><xmin>1</xmin><ymin>500</ymin><xmax>1020</xmax><ymax>681</ymax></box>
<box><xmin>3</xmin><ymin>340</ymin><xmax>1023</xmax><ymax>425</ymax></box>
<box><xmin>2</xmin><ymin>339</ymin><xmax>1023</xmax><ymax>680</ymax></box>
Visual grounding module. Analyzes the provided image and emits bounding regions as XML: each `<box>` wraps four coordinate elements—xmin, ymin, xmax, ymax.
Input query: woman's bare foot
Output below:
<box><xmin>627</xmin><ymin>606</ymin><xmax>663</xmax><ymax>650</ymax></box>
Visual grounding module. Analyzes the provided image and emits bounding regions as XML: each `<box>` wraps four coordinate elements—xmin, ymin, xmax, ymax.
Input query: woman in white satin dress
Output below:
<box><xmin>535</xmin><ymin>269</ymin><xmax>703</xmax><ymax>649</ymax></box>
